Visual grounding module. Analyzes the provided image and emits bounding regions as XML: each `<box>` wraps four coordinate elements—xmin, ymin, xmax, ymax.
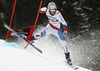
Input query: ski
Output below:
<box><xmin>4</xmin><ymin>23</ymin><xmax>42</xmax><ymax>53</ymax></box>
<box><xmin>66</xmin><ymin>63</ymin><xmax>79</xmax><ymax>70</ymax></box>
<box><xmin>70</xmin><ymin>64</ymin><xmax>79</xmax><ymax>70</ymax></box>
<box><xmin>63</xmin><ymin>61</ymin><xmax>79</xmax><ymax>70</ymax></box>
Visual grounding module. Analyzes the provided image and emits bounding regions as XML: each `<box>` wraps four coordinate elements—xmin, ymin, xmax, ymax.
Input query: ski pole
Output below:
<box><xmin>6</xmin><ymin>0</ymin><xmax>17</xmax><ymax>42</ymax></box>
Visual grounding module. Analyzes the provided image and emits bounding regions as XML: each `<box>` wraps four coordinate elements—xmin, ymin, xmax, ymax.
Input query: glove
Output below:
<box><xmin>40</xmin><ymin>7</ymin><xmax>46</xmax><ymax>14</ymax></box>
<box><xmin>62</xmin><ymin>31</ymin><xmax>68</xmax><ymax>37</ymax></box>
<box><xmin>40</xmin><ymin>10</ymin><xmax>45</xmax><ymax>14</ymax></box>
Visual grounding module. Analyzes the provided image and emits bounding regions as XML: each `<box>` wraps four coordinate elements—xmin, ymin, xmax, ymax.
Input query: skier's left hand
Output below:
<box><xmin>62</xmin><ymin>31</ymin><xmax>68</xmax><ymax>37</ymax></box>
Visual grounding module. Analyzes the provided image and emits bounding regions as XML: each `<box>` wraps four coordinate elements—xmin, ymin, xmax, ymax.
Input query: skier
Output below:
<box><xmin>7</xmin><ymin>1</ymin><xmax>72</xmax><ymax>65</ymax></box>
<box><xmin>31</xmin><ymin>2</ymin><xmax>72</xmax><ymax>65</ymax></box>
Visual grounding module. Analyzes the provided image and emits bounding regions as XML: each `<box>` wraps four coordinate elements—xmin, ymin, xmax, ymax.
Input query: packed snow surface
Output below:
<box><xmin>0</xmin><ymin>39</ymin><xmax>91</xmax><ymax>71</ymax></box>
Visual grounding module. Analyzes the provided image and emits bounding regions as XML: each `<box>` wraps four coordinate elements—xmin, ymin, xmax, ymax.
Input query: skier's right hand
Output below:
<box><xmin>40</xmin><ymin>7</ymin><xmax>46</xmax><ymax>14</ymax></box>
<box><xmin>40</xmin><ymin>10</ymin><xmax>45</xmax><ymax>14</ymax></box>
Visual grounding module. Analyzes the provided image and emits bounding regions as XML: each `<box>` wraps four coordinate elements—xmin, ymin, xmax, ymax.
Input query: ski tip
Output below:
<box><xmin>38</xmin><ymin>49</ymin><xmax>42</xmax><ymax>54</ymax></box>
<box><xmin>75</xmin><ymin>67</ymin><xmax>79</xmax><ymax>70</ymax></box>
<box><xmin>4</xmin><ymin>23</ymin><xmax>5</xmax><ymax>25</ymax></box>
<box><xmin>40</xmin><ymin>51</ymin><xmax>43</xmax><ymax>54</ymax></box>
<box><xmin>4</xmin><ymin>22</ymin><xmax>6</xmax><ymax>25</ymax></box>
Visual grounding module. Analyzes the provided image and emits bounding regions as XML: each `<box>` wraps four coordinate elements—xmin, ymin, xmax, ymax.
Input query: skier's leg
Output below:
<box><xmin>57</xmin><ymin>28</ymin><xmax>72</xmax><ymax>65</ymax></box>
<box><xmin>31</xmin><ymin>24</ymin><xmax>51</xmax><ymax>40</ymax></box>
<box><xmin>31</xmin><ymin>28</ymin><xmax>46</xmax><ymax>40</ymax></box>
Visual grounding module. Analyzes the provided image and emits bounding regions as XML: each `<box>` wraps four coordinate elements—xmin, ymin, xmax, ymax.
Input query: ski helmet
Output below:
<box><xmin>48</xmin><ymin>2</ymin><xmax>57</xmax><ymax>11</ymax></box>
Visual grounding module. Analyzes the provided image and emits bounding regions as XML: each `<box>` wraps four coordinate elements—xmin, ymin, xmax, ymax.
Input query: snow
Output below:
<box><xmin>0</xmin><ymin>39</ymin><xmax>91</xmax><ymax>71</ymax></box>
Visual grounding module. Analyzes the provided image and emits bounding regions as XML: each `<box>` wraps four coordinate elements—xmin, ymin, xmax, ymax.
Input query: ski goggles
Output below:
<box><xmin>49</xmin><ymin>9</ymin><xmax>56</xmax><ymax>12</ymax></box>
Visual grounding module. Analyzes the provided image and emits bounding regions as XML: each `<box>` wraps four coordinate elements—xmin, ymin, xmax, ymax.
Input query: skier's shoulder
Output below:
<box><xmin>56</xmin><ymin>10</ymin><xmax>61</xmax><ymax>15</ymax></box>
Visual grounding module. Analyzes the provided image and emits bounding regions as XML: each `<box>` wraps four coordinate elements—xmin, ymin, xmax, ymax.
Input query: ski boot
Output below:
<box><xmin>65</xmin><ymin>52</ymin><xmax>72</xmax><ymax>65</ymax></box>
<box><xmin>30</xmin><ymin>36</ymin><xmax>36</xmax><ymax>43</ymax></box>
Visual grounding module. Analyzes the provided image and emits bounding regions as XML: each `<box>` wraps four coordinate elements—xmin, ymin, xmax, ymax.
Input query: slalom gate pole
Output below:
<box><xmin>6</xmin><ymin>0</ymin><xmax>17</xmax><ymax>42</ymax></box>
<box><xmin>24</xmin><ymin>1</ymin><xmax>42</xmax><ymax>49</ymax></box>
